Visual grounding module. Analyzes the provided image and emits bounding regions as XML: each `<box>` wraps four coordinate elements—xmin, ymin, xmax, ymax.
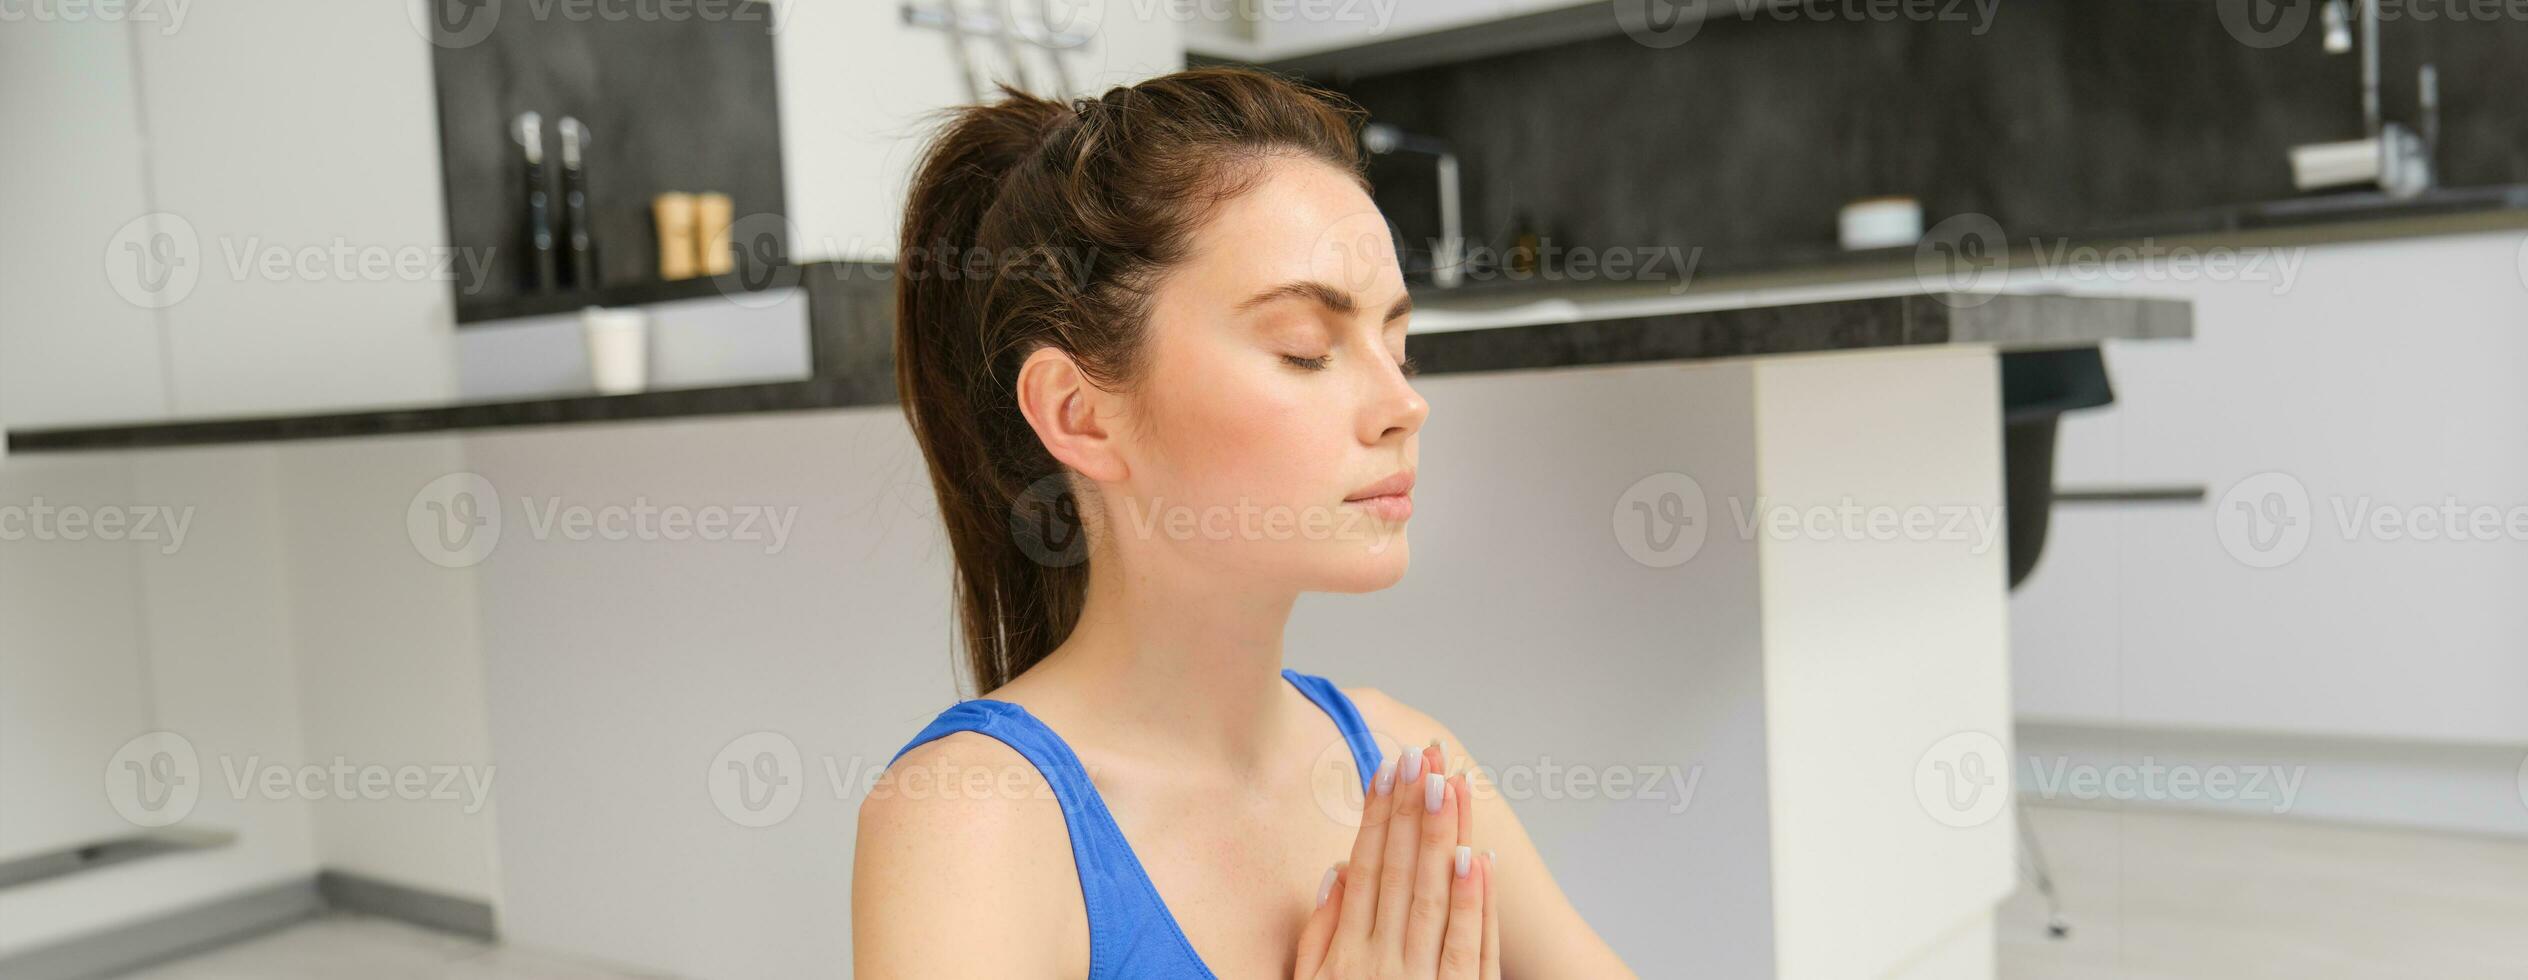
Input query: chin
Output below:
<box><xmin>1312</xmin><ymin>534</ymin><xmax>1411</xmax><ymax>593</ymax></box>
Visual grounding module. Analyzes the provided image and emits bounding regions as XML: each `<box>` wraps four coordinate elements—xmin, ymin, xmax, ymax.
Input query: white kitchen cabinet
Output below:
<box><xmin>3</xmin><ymin>4</ymin><xmax>459</xmax><ymax>428</ymax></box>
<box><xmin>1184</xmin><ymin>0</ymin><xmax>1609</xmax><ymax>66</ymax></box>
<box><xmin>775</xmin><ymin>0</ymin><xmax>1186</xmax><ymax>263</ymax></box>
<box><xmin>0</xmin><ymin>19</ymin><xmax>172</xmax><ymax>429</ymax></box>
<box><xmin>2008</xmin><ymin>228</ymin><xmax>2528</xmax><ymax>747</ymax></box>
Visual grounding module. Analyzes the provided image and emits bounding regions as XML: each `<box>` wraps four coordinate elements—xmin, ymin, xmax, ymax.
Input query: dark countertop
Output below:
<box><xmin>1418</xmin><ymin>185</ymin><xmax>2528</xmax><ymax>306</ymax></box>
<box><xmin>5</xmin><ymin>290</ymin><xmax>2186</xmax><ymax>453</ymax></box>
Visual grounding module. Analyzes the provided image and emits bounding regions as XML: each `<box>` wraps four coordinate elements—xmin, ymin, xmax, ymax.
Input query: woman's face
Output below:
<box><xmin>1113</xmin><ymin>153</ymin><xmax>1427</xmax><ymax>594</ymax></box>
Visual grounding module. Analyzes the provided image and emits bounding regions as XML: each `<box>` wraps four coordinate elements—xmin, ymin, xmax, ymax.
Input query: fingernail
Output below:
<box><xmin>1401</xmin><ymin>745</ymin><xmax>1425</xmax><ymax>783</ymax></box>
<box><xmin>1318</xmin><ymin>864</ymin><xmax>1340</xmax><ymax>907</ymax></box>
<box><xmin>1373</xmin><ymin>754</ymin><xmax>1396</xmax><ymax>796</ymax></box>
<box><xmin>1454</xmin><ymin>845</ymin><xmax>1472</xmax><ymax>878</ymax></box>
<box><xmin>1424</xmin><ymin>771</ymin><xmax>1444</xmax><ymax>813</ymax></box>
<box><xmin>1484</xmin><ymin>848</ymin><xmax>1496</xmax><ymax>867</ymax></box>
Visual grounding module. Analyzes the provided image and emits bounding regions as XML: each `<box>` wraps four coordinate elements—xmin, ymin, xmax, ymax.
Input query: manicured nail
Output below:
<box><xmin>1318</xmin><ymin>864</ymin><xmax>1341</xmax><ymax>907</ymax></box>
<box><xmin>1401</xmin><ymin>744</ymin><xmax>1426</xmax><ymax>783</ymax></box>
<box><xmin>1484</xmin><ymin>848</ymin><xmax>1496</xmax><ymax>867</ymax></box>
<box><xmin>1424</xmin><ymin>772</ymin><xmax>1444</xmax><ymax>813</ymax></box>
<box><xmin>1373</xmin><ymin>754</ymin><xmax>1396</xmax><ymax>796</ymax></box>
<box><xmin>1454</xmin><ymin>845</ymin><xmax>1472</xmax><ymax>878</ymax></box>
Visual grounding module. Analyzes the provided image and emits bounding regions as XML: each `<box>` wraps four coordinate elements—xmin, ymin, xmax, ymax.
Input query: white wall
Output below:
<box><xmin>0</xmin><ymin>456</ymin><xmax>160</xmax><ymax>862</ymax></box>
<box><xmin>465</xmin><ymin>409</ymin><xmax>954</xmax><ymax>979</ymax></box>
<box><xmin>0</xmin><ymin>436</ymin><xmax>504</xmax><ymax>955</ymax></box>
<box><xmin>0</xmin><ymin>447</ymin><xmax>321</xmax><ymax>957</ymax></box>
<box><xmin>274</xmin><ymin>437</ymin><xmax>502</xmax><ymax>904</ymax></box>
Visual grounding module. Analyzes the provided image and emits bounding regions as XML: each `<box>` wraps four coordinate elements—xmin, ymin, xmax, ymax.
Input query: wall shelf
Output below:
<box><xmin>454</xmin><ymin>264</ymin><xmax>801</xmax><ymax>325</ymax></box>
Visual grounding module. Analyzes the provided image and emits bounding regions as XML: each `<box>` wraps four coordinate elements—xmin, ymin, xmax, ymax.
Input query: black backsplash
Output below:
<box><xmin>1331</xmin><ymin>0</ymin><xmax>2528</xmax><ymax>270</ymax></box>
<box><xmin>429</xmin><ymin>0</ymin><xmax>788</xmax><ymax>316</ymax></box>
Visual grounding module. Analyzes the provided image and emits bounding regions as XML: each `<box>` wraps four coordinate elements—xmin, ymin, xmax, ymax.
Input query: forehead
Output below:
<box><xmin>1169</xmin><ymin>154</ymin><xmax>1403</xmax><ymax>304</ymax></box>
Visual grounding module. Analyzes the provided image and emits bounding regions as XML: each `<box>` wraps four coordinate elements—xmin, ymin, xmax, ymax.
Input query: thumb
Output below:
<box><xmin>1292</xmin><ymin>861</ymin><xmax>1346</xmax><ymax>979</ymax></box>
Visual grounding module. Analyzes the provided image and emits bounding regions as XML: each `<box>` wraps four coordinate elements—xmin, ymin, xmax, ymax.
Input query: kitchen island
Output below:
<box><xmin>0</xmin><ymin>288</ymin><xmax>2186</xmax><ymax>979</ymax></box>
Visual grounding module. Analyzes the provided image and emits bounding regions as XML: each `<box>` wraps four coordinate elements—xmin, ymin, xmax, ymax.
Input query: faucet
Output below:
<box><xmin>1362</xmin><ymin>123</ymin><xmax>1464</xmax><ymax>288</ymax></box>
<box><xmin>2291</xmin><ymin>0</ymin><xmax>2436</xmax><ymax>198</ymax></box>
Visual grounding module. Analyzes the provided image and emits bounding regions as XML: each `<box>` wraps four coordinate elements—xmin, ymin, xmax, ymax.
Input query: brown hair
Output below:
<box><xmin>892</xmin><ymin>67</ymin><xmax>1368</xmax><ymax>695</ymax></box>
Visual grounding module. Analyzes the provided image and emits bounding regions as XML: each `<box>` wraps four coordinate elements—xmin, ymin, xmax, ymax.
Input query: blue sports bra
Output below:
<box><xmin>886</xmin><ymin>667</ymin><xmax>1385</xmax><ymax>979</ymax></box>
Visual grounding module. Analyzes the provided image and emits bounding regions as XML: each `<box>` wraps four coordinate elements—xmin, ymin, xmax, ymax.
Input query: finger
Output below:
<box><xmin>1373</xmin><ymin>741</ymin><xmax>1435</xmax><ymax>947</ymax></box>
<box><xmin>1439</xmin><ymin>845</ymin><xmax>1483</xmax><ymax>979</ymax></box>
<box><xmin>1295</xmin><ymin>862</ymin><xmax>1345</xmax><ymax>979</ymax></box>
<box><xmin>1481</xmin><ymin>850</ymin><xmax>1502</xmax><ymax>980</ymax></box>
<box><xmin>1336</xmin><ymin>751</ymin><xmax>1399</xmax><ymax>944</ymax></box>
<box><xmin>1403</xmin><ymin>751</ymin><xmax>1459</xmax><ymax>972</ymax></box>
<box><xmin>1454</xmin><ymin>766</ymin><xmax>1474</xmax><ymax>852</ymax></box>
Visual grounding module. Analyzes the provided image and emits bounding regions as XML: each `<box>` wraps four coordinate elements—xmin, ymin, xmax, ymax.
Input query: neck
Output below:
<box><xmin>1027</xmin><ymin>543</ymin><xmax>1302</xmax><ymax>778</ymax></box>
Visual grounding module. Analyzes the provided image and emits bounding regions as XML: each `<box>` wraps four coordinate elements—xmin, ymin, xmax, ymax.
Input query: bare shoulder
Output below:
<box><xmin>853</xmin><ymin>730</ymin><xmax>1082</xmax><ymax>976</ymax></box>
<box><xmin>1341</xmin><ymin>686</ymin><xmax>1477</xmax><ymax>768</ymax></box>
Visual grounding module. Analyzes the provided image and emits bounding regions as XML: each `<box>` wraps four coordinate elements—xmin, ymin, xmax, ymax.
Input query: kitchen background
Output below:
<box><xmin>3</xmin><ymin>1</ymin><xmax>2525</xmax><ymax>978</ymax></box>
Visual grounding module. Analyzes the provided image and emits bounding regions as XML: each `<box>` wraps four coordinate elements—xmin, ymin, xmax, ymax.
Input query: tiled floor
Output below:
<box><xmin>107</xmin><ymin>804</ymin><xmax>2528</xmax><ymax>979</ymax></box>
<box><xmin>1999</xmin><ymin>803</ymin><xmax>2528</xmax><ymax>979</ymax></box>
<box><xmin>112</xmin><ymin>913</ymin><xmax>667</xmax><ymax>980</ymax></box>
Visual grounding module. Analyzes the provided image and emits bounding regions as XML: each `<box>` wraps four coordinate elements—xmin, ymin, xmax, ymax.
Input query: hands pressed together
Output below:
<box><xmin>1292</xmin><ymin>740</ymin><xmax>1499</xmax><ymax>980</ymax></box>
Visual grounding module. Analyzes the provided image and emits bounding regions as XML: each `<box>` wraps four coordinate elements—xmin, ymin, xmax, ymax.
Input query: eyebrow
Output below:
<box><xmin>1233</xmin><ymin>280</ymin><xmax>1414</xmax><ymax>323</ymax></box>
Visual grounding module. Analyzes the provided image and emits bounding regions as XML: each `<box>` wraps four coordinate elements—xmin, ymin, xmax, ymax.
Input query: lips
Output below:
<box><xmin>1344</xmin><ymin>468</ymin><xmax>1416</xmax><ymax>502</ymax></box>
<box><xmin>1343</xmin><ymin>469</ymin><xmax>1416</xmax><ymax>523</ymax></box>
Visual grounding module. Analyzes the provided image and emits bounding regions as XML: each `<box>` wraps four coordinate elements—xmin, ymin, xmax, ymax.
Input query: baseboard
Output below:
<box><xmin>2014</xmin><ymin>719</ymin><xmax>2528</xmax><ymax>839</ymax></box>
<box><xmin>317</xmin><ymin>869</ymin><xmax>497</xmax><ymax>941</ymax></box>
<box><xmin>0</xmin><ymin>871</ymin><xmax>498</xmax><ymax>980</ymax></box>
<box><xmin>0</xmin><ymin>877</ymin><xmax>321</xmax><ymax>980</ymax></box>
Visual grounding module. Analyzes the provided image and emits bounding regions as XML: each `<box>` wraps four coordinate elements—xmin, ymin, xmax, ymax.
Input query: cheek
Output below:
<box><xmin>1144</xmin><ymin>345</ymin><xmax>1331</xmax><ymax>509</ymax></box>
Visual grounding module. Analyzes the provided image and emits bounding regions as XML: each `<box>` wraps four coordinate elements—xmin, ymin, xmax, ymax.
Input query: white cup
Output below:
<box><xmin>1838</xmin><ymin>197</ymin><xmax>1924</xmax><ymax>251</ymax></box>
<box><xmin>582</xmin><ymin>307</ymin><xmax>650</xmax><ymax>395</ymax></box>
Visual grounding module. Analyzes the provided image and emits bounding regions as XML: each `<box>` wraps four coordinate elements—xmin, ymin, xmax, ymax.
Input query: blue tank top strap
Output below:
<box><xmin>887</xmin><ymin>699</ymin><xmax>1217</xmax><ymax>979</ymax></box>
<box><xmin>1279</xmin><ymin>667</ymin><xmax>1385</xmax><ymax>792</ymax></box>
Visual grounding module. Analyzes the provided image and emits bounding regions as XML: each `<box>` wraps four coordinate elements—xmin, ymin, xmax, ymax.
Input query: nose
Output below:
<box><xmin>1359</xmin><ymin>350</ymin><xmax>1428</xmax><ymax>445</ymax></box>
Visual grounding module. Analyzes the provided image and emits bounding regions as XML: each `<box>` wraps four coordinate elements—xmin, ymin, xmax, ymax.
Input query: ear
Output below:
<box><xmin>1014</xmin><ymin>345</ymin><xmax>1129</xmax><ymax>484</ymax></box>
